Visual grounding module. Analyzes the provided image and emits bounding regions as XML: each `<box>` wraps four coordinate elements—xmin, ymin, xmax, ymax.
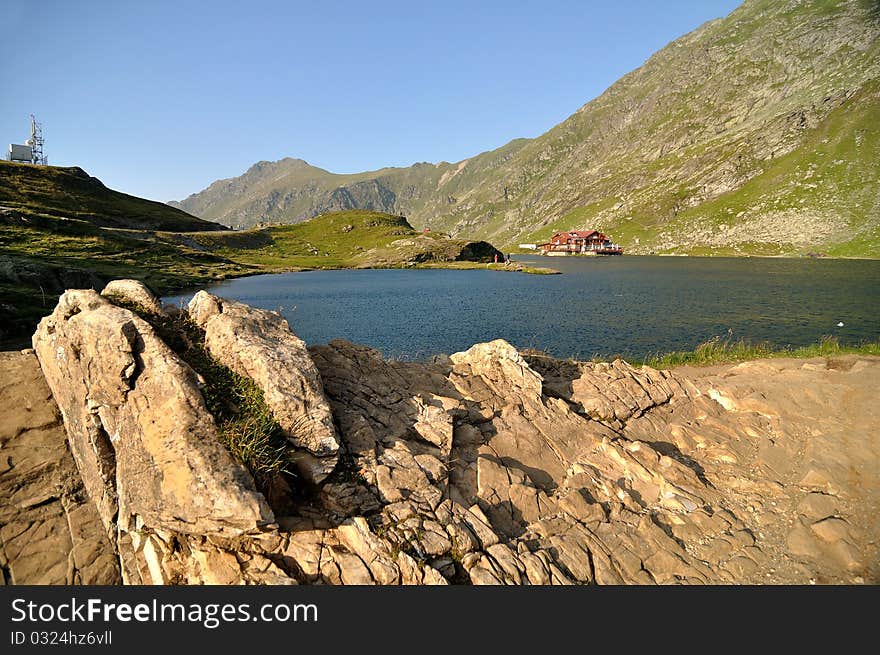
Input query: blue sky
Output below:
<box><xmin>0</xmin><ymin>0</ymin><xmax>741</xmax><ymax>202</ymax></box>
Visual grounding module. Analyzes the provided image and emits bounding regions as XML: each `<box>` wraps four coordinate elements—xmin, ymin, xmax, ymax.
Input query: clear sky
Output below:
<box><xmin>1</xmin><ymin>0</ymin><xmax>742</xmax><ymax>202</ymax></box>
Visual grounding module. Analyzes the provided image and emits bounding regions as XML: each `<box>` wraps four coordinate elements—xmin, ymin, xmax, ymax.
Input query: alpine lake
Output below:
<box><xmin>165</xmin><ymin>255</ymin><xmax>880</xmax><ymax>362</ymax></box>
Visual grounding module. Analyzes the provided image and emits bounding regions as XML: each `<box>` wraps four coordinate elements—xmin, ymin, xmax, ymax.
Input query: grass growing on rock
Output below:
<box><xmin>107</xmin><ymin>295</ymin><xmax>291</xmax><ymax>491</ymax></box>
<box><xmin>180</xmin><ymin>330</ymin><xmax>291</xmax><ymax>487</ymax></box>
<box><xmin>637</xmin><ymin>335</ymin><xmax>880</xmax><ymax>368</ymax></box>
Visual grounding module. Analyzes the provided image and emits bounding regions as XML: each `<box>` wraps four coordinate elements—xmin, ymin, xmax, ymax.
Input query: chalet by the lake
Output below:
<box><xmin>538</xmin><ymin>230</ymin><xmax>623</xmax><ymax>256</ymax></box>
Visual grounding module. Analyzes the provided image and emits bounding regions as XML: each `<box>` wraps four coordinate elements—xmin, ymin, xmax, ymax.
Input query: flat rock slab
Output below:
<box><xmin>0</xmin><ymin>350</ymin><xmax>120</xmax><ymax>584</ymax></box>
<box><xmin>309</xmin><ymin>336</ymin><xmax>880</xmax><ymax>585</ymax></box>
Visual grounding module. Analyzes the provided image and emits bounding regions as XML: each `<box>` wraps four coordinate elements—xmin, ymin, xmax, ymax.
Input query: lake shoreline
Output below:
<box><xmin>5</xmin><ymin>254</ymin><xmax>876</xmax><ymax>353</ymax></box>
<box><xmin>164</xmin><ymin>256</ymin><xmax>879</xmax><ymax>363</ymax></box>
<box><xmin>4</xmin><ymin>282</ymin><xmax>878</xmax><ymax>585</ymax></box>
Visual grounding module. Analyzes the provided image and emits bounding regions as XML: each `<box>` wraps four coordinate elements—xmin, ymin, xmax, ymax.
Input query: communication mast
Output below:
<box><xmin>25</xmin><ymin>114</ymin><xmax>47</xmax><ymax>165</ymax></box>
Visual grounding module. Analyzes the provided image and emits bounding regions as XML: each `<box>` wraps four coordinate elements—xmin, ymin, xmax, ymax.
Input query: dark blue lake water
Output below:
<box><xmin>165</xmin><ymin>256</ymin><xmax>880</xmax><ymax>361</ymax></box>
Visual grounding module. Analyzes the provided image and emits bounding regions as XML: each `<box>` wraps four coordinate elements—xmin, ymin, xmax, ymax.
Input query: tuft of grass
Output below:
<box><xmin>213</xmin><ymin>400</ymin><xmax>290</xmax><ymax>484</ymax></box>
<box><xmin>636</xmin><ymin>334</ymin><xmax>880</xmax><ymax>368</ymax></box>
<box><xmin>179</xmin><ymin>329</ymin><xmax>290</xmax><ymax>487</ymax></box>
<box><xmin>109</xmin><ymin>296</ymin><xmax>291</xmax><ymax>490</ymax></box>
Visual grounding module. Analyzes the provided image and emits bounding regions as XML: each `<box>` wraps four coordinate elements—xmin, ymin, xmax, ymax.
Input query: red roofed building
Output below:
<box><xmin>538</xmin><ymin>230</ymin><xmax>623</xmax><ymax>256</ymax></box>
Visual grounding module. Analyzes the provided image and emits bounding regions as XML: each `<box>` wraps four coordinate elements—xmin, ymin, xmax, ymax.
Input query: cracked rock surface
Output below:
<box><xmin>3</xmin><ymin>288</ymin><xmax>878</xmax><ymax>584</ymax></box>
<box><xmin>0</xmin><ymin>350</ymin><xmax>119</xmax><ymax>584</ymax></box>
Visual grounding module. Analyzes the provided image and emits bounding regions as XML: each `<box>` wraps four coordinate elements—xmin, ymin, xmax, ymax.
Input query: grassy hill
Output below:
<box><xmin>172</xmin><ymin>0</ymin><xmax>880</xmax><ymax>257</ymax></box>
<box><xmin>161</xmin><ymin>211</ymin><xmax>502</xmax><ymax>270</ymax></box>
<box><xmin>521</xmin><ymin>76</ymin><xmax>880</xmax><ymax>257</ymax></box>
<box><xmin>0</xmin><ymin>204</ymin><xmax>503</xmax><ymax>348</ymax></box>
<box><xmin>0</xmin><ymin>160</ymin><xmax>225</xmax><ymax>232</ymax></box>
<box><xmin>0</xmin><ymin>207</ymin><xmax>255</xmax><ymax>346</ymax></box>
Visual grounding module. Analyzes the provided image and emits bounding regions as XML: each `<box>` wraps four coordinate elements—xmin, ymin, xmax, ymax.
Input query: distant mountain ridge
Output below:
<box><xmin>171</xmin><ymin>0</ymin><xmax>880</xmax><ymax>256</ymax></box>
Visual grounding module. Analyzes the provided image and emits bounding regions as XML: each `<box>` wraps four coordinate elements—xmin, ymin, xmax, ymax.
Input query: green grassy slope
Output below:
<box><xmin>523</xmin><ymin>78</ymin><xmax>880</xmax><ymax>257</ymax></box>
<box><xmin>0</xmin><ymin>209</ymin><xmax>259</xmax><ymax>347</ymax></box>
<box><xmin>0</xmin><ymin>208</ymin><xmax>503</xmax><ymax>348</ymax></box>
<box><xmin>444</xmin><ymin>0</ymin><xmax>880</xmax><ymax>253</ymax></box>
<box><xmin>651</xmin><ymin>79</ymin><xmax>880</xmax><ymax>257</ymax></box>
<box><xmin>0</xmin><ymin>160</ymin><xmax>224</xmax><ymax>231</ymax></box>
<box><xmin>158</xmin><ymin>210</ymin><xmax>502</xmax><ymax>270</ymax></box>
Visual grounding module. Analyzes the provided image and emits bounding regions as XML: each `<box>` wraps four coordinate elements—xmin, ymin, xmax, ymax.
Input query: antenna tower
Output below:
<box><xmin>28</xmin><ymin>114</ymin><xmax>46</xmax><ymax>165</ymax></box>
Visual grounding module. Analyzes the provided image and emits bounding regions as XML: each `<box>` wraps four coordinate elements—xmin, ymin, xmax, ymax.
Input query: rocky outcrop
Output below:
<box><xmin>101</xmin><ymin>279</ymin><xmax>167</xmax><ymax>316</ymax></box>
<box><xmin>188</xmin><ymin>291</ymin><xmax>340</xmax><ymax>483</ymax></box>
<box><xmin>5</xmin><ymin>289</ymin><xmax>877</xmax><ymax>585</ymax></box>
<box><xmin>309</xmin><ymin>340</ymin><xmax>879</xmax><ymax>584</ymax></box>
<box><xmin>28</xmin><ymin>288</ymin><xmax>278</xmax><ymax>583</ymax></box>
<box><xmin>307</xmin><ymin>338</ymin><xmax>718</xmax><ymax>584</ymax></box>
<box><xmin>32</xmin><ymin>288</ymin><xmax>272</xmax><ymax>538</ymax></box>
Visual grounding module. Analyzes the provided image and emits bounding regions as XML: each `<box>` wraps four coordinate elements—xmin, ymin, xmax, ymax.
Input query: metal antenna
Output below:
<box><xmin>29</xmin><ymin>114</ymin><xmax>46</xmax><ymax>165</ymax></box>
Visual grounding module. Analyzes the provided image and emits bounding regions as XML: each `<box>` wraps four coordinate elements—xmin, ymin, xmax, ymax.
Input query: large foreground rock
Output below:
<box><xmin>188</xmin><ymin>291</ymin><xmax>339</xmax><ymax>483</ymax></box>
<box><xmin>31</xmin><ymin>289</ymin><xmax>273</xmax><ymax>540</ymax></box>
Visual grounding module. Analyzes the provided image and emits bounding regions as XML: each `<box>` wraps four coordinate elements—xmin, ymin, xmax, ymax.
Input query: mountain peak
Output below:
<box><xmin>171</xmin><ymin>0</ymin><xmax>880</xmax><ymax>256</ymax></box>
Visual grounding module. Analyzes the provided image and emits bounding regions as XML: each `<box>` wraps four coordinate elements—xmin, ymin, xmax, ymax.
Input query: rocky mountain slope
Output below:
<box><xmin>2</xmin><ymin>281</ymin><xmax>877</xmax><ymax>584</ymax></box>
<box><xmin>172</xmin><ymin>0</ymin><xmax>880</xmax><ymax>256</ymax></box>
